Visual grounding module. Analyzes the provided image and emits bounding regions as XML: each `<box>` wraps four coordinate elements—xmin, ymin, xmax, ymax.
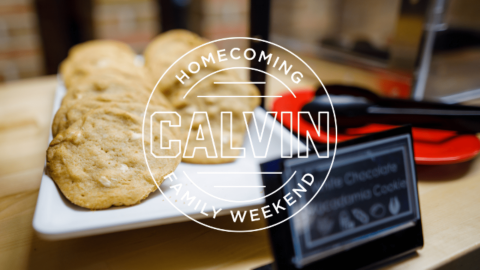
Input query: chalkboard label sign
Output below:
<box><xmin>261</xmin><ymin>126</ymin><xmax>423</xmax><ymax>270</ymax></box>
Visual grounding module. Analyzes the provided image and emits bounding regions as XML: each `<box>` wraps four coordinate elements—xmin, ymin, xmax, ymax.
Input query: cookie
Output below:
<box><xmin>144</xmin><ymin>30</ymin><xmax>260</xmax><ymax>164</ymax></box>
<box><xmin>61</xmin><ymin>72</ymin><xmax>169</xmax><ymax>108</ymax></box>
<box><xmin>61</xmin><ymin>59</ymin><xmax>145</xmax><ymax>89</ymax></box>
<box><xmin>53</xmin><ymin>88</ymin><xmax>170</xmax><ymax>137</ymax></box>
<box><xmin>61</xmin><ymin>40</ymin><xmax>137</xmax><ymax>72</ymax></box>
<box><xmin>67</xmin><ymin>40</ymin><xmax>136</xmax><ymax>59</ymax></box>
<box><xmin>163</xmin><ymin>68</ymin><xmax>260</xmax><ymax>164</ymax></box>
<box><xmin>60</xmin><ymin>40</ymin><xmax>143</xmax><ymax>88</ymax></box>
<box><xmin>47</xmin><ymin>106</ymin><xmax>181</xmax><ymax>209</ymax></box>
<box><xmin>52</xmin><ymin>99</ymin><xmax>177</xmax><ymax>137</ymax></box>
<box><xmin>144</xmin><ymin>29</ymin><xmax>220</xmax><ymax>92</ymax></box>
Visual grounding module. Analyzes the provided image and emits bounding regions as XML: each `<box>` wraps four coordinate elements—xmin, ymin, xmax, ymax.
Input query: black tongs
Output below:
<box><xmin>302</xmin><ymin>85</ymin><xmax>480</xmax><ymax>133</ymax></box>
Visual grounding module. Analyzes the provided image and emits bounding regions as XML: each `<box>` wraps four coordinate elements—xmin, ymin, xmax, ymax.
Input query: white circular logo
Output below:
<box><xmin>143</xmin><ymin>37</ymin><xmax>337</xmax><ymax>232</ymax></box>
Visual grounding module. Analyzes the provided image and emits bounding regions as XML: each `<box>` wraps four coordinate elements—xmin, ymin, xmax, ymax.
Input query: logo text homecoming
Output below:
<box><xmin>175</xmin><ymin>48</ymin><xmax>304</xmax><ymax>85</ymax></box>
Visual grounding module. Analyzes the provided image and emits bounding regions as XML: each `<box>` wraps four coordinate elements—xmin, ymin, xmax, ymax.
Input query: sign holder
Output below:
<box><xmin>260</xmin><ymin>126</ymin><xmax>423</xmax><ymax>269</ymax></box>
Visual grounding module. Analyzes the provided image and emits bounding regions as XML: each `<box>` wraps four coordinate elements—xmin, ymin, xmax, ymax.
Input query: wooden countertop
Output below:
<box><xmin>1</xmin><ymin>76</ymin><xmax>480</xmax><ymax>270</ymax></box>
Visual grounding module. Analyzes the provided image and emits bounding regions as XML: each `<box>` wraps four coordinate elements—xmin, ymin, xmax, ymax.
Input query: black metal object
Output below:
<box><xmin>158</xmin><ymin>0</ymin><xmax>190</xmax><ymax>32</ymax></box>
<box><xmin>302</xmin><ymin>84</ymin><xmax>480</xmax><ymax>133</ymax></box>
<box><xmin>34</xmin><ymin>0</ymin><xmax>93</xmax><ymax>74</ymax></box>
<box><xmin>249</xmin><ymin>0</ymin><xmax>271</xmax><ymax>108</ymax></box>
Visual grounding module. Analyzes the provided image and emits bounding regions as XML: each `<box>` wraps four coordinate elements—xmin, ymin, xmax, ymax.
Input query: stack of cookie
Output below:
<box><xmin>47</xmin><ymin>40</ymin><xmax>181</xmax><ymax>209</ymax></box>
<box><xmin>47</xmin><ymin>30</ymin><xmax>261</xmax><ymax>210</ymax></box>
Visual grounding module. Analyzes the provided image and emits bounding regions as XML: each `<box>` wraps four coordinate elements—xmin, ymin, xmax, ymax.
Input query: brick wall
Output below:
<box><xmin>195</xmin><ymin>0</ymin><xmax>249</xmax><ymax>50</ymax></box>
<box><xmin>93</xmin><ymin>0</ymin><xmax>160</xmax><ymax>53</ymax></box>
<box><xmin>0</xmin><ymin>0</ymin><xmax>44</xmax><ymax>82</ymax></box>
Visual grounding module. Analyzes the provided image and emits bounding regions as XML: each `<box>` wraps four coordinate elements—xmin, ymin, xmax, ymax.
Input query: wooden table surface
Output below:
<box><xmin>1</xmin><ymin>76</ymin><xmax>480</xmax><ymax>270</ymax></box>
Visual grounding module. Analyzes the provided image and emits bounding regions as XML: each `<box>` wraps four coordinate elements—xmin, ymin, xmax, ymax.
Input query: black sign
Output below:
<box><xmin>261</xmin><ymin>126</ymin><xmax>423</xmax><ymax>270</ymax></box>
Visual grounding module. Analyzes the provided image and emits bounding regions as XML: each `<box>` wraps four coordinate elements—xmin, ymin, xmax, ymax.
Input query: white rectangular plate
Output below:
<box><xmin>33</xmin><ymin>82</ymin><xmax>304</xmax><ymax>240</ymax></box>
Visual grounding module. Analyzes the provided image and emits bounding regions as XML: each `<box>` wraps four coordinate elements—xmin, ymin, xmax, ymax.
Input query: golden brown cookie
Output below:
<box><xmin>61</xmin><ymin>59</ymin><xmax>145</xmax><ymax>89</ymax></box>
<box><xmin>52</xmin><ymin>98</ymin><xmax>177</xmax><ymax>137</ymax></box>
<box><xmin>87</xmin><ymin>71</ymin><xmax>161</xmax><ymax>98</ymax></box>
<box><xmin>144</xmin><ymin>30</ymin><xmax>260</xmax><ymax>163</ymax></box>
<box><xmin>163</xmin><ymin>68</ymin><xmax>260</xmax><ymax>164</ymax></box>
<box><xmin>60</xmin><ymin>72</ymin><xmax>169</xmax><ymax>108</ymax></box>
<box><xmin>67</xmin><ymin>40</ymin><xmax>136</xmax><ymax>59</ymax></box>
<box><xmin>52</xmin><ymin>73</ymin><xmax>171</xmax><ymax>136</ymax></box>
<box><xmin>53</xmin><ymin>88</ymin><xmax>171</xmax><ymax>137</ymax></box>
<box><xmin>47</xmin><ymin>106</ymin><xmax>181</xmax><ymax>209</ymax></box>
<box><xmin>144</xmin><ymin>29</ymin><xmax>220</xmax><ymax>92</ymax></box>
<box><xmin>60</xmin><ymin>40</ymin><xmax>143</xmax><ymax>88</ymax></box>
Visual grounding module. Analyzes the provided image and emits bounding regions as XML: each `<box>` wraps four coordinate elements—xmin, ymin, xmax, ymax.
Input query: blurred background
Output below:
<box><xmin>2</xmin><ymin>2</ymin><xmax>480</xmax><ymax>268</ymax></box>
<box><xmin>1</xmin><ymin>0</ymin><xmax>480</xmax><ymax>104</ymax></box>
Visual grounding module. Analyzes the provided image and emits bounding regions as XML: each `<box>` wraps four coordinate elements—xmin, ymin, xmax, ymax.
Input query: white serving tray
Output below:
<box><xmin>33</xmin><ymin>82</ymin><xmax>304</xmax><ymax>240</ymax></box>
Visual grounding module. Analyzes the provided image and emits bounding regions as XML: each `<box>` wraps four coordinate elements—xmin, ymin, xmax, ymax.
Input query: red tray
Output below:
<box><xmin>272</xmin><ymin>89</ymin><xmax>480</xmax><ymax>165</ymax></box>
